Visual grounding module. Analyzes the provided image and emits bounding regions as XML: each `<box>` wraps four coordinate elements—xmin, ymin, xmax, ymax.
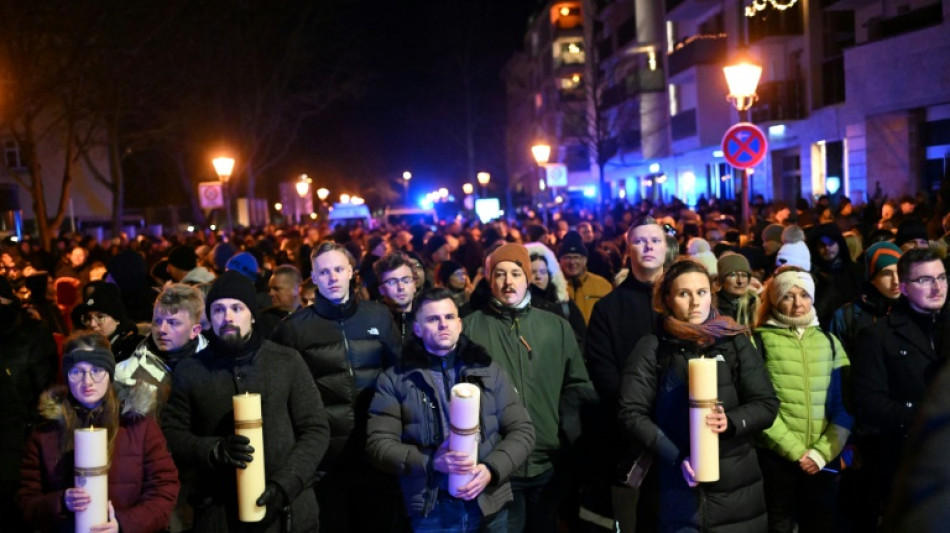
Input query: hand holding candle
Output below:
<box><xmin>233</xmin><ymin>393</ymin><xmax>266</xmax><ymax>523</ymax></box>
<box><xmin>688</xmin><ymin>358</ymin><xmax>720</xmax><ymax>483</ymax></box>
<box><xmin>74</xmin><ymin>426</ymin><xmax>109</xmax><ymax>533</ymax></box>
<box><xmin>448</xmin><ymin>384</ymin><xmax>481</xmax><ymax>498</ymax></box>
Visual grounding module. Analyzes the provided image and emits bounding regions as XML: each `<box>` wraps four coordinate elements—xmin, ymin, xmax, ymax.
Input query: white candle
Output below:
<box><xmin>688</xmin><ymin>358</ymin><xmax>720</xmax><ymax>482</ymax></box>
<box><xmin>448</xmin><ymin>383</ymin><xmax>481</xmax><ymax>497</ymax></box>
<box><xmin>233</xmin><ymin>393</ymin><xmax>266</xmax><ymax>522</ymax></box>
<box><xmin>74</xmin><ymin>427</ymin><xmax>108</xmax><ymax>533</ymax></box>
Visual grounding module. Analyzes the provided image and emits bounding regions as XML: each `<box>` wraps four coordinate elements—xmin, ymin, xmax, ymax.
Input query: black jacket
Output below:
<box><xmin>619</xmin><ymin>332</ymin><xmax>779</xmax><ymax>532</ymax></box>
<box><xmin>366</xmin><ymin>335</ymin><xmax>534</xmax><ymax>518</ymax></box>
<box><xmin>161</xmin><ymin>334</ymin><xmax>330</xmax><ymax>533</ymax></box>
<box><xmin>271</xmin><ymin>293</ymin><xmax>400</xmax><ymax>467</ymax></box>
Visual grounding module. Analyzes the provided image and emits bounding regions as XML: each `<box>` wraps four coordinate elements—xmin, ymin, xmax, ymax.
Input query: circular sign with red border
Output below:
<box><xmin>721</xmin><ymin>122</ymin><xmax>768</xmax><ymax>169</ymax></box>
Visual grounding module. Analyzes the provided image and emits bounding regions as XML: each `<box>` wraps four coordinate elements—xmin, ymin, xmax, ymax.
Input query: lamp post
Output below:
<box><xmin>723</xmin><ymin>58</ymin><xmax>762</xmax><ymax>235</ymax></box>
<box><xmin>476</xmin><ymin>172</ymin><xmax>491</xmax><ymax>198</ymax></box>
<box><xmin>462</xmin><ymin>183</ymin><xmax>474</xmax><ymax>196</ymax></box>
<box><xmin>402</xmin><ymin>171</ymin><xmax>412</xmax><ymax>204</ymax></box>
<box><xmin>531</xmin><ymin>143</ymin><xmax>551</xmax><ymax>227</ymax></box>
<box><xmin>295</xmin><ymin>174</ymin><xmax>312</xmax><ymax>224</ymax></box>
<box><xmin>212</xmin><ymin>156</ymin><xmax>235</xmax><ymax>232</ymax></box>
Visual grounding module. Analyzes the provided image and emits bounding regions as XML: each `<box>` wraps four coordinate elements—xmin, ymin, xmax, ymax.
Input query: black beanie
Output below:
<box><xmin>80</xmin><ymin>282</ymin><xmax>126</xmax><ymax>322</ymax></box>
<box><xmin>557</xmin><ymin>231</ymin><xmax>588</xmax><ymax>258</ymax></box>
<box><xmin>63</xmin><ymin>347</ymin><xmax>116</xmax><ymax>382</ymax></box>
<box><xmin>206</xmin><ymin>270</ymin><xmax>259</xmax><ymax>320</ymax></box>
<box><xmin>168</xmin><ymin>245</ymin><xmax>198</xmax><ymax>272</ymax></box>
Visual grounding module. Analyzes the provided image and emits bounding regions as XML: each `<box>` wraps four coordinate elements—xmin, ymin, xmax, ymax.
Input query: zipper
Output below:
<box><xmin>801</xmin><ymin>332</ymin><xmax>812</xmax><ymax>446</ymax></box>
<box><xmin>340</xmin><ymin>321</ymin><xmax>354</xmax><ymax>380</ymax></box>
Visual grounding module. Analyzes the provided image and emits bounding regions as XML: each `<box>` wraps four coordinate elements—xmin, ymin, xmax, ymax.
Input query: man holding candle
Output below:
<box><xmin>367</xmin><ymin>288</ymin><xmax>535</xmax><ymax>531</ymax></box>
<box><xmin>271</xmin><ymin>241</ymin><xmax>402</xmax><ymax>532</ymax></box>
<box><xmin>162</xmin><ymin>271</ymin><xmax>330</xmax><ymax>532</ymax></box>
<box><xmin>462</xmin><ymin>243</ymin><xmax>596</xmax><ymax>532</ymax></box>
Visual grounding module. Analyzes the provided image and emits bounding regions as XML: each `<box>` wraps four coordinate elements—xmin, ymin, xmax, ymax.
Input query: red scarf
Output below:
<box><xmin>662</xmin><ymin>310</ymin><xmax>749</xmax><ymax>347</ymax></box>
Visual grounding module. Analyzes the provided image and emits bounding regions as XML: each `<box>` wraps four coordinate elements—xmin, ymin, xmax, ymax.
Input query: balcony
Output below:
<box><xmin>671</xmin><ymin>109</ymin><xmax>698</xmax><ymax>140</ymax></box>
<box><xmin>867</xmin><ymin>3</ymin><xmax>943</xmax><ymax>42</ymax></box>
<box><xmin>747</xmin><ymin>3</ymin><xmax>804</xmax><ymax>43</ymax></box>
<box><xmin>667</xmin><ymin>34</ymin><xmax>727</xmax><ymax>78</ymax></box>
<box><xmin>750</xmin><ymin>79</ymin><xmax>807</xmax><ymax>122</ymax></box>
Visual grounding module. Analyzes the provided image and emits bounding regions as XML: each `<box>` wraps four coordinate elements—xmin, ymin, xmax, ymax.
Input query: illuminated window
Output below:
<box><xmin>3</xmin><ymin>140</ymin><xmax>24</xmax><ymax>169</ymax></box>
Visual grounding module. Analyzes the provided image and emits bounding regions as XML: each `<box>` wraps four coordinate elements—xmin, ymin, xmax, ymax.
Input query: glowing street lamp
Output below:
<box><xmin>340</xmin><ymin>193</ymin><xmax>351</xmax><ymax>204</ymax></box>
<box><xmin>296</xmin><ymin>174</ymin><xmax>312</xmax><ymax>198</ymax></box>
<box><xmin>723</xmin><ymin>56</ymin><xmax>763</xmax><ymax>235</ymax></box>
<box><xmin>212</xmin><ymin>156</ymin><xmax>235</xmax><ymax>231</ymax></box>
<box><xmin>531</xmin><ymin>143</ymin><xmax>552</xmax><ymax>226</ymax></box>
<box><xmin>462</xmin><ymin>183</ymin><xmax>474</xmax><ymax>196</ymax></box>
<box><xmin>317</xmin><ymin>188</ymin><xmax>330</xmax><ymax>201</ymax></box>
<box><xmin>476</xmin><ymin>172</ymin><xmax>491</xmax><ymax>198</ymax></box>
<box><xmin>402</xmin><ymin>171</ymin><xmax>412</xmax><ymax>203</ymax></box>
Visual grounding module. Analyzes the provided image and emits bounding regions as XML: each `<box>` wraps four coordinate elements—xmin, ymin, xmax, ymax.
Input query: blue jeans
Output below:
<box><xmin>411</xmin><ymin>495</ymin><xmax>507</xmax><ymax>533</ymax></box>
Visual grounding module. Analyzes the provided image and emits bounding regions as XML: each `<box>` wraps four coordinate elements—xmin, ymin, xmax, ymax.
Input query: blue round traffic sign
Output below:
<box><xmin>721</xmin><ymin>123</ymin><xmax>768</xmax><ymax>169</ymax></box>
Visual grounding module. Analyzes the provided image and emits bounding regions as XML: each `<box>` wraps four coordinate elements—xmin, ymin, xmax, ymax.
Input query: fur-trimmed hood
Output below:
<box><xmin>38</xmin><ymin>381</ymin><xmax>157</xmax><ymax>422</ymax></box>
<box><xmin>398</xmin><ymin>333</ymin><xmax>492</xmax><ymax>371</ymax></box>
<box><xmin>524</xmin><ymin>242</ymin><xmax>569</xmax><ymax>303</ymax></box>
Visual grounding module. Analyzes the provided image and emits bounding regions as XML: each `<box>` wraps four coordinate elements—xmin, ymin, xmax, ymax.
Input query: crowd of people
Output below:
<box><xmin>3</xmin><ymin>190</ymin><xmax>950</xmax><ymax>532</ymax></box>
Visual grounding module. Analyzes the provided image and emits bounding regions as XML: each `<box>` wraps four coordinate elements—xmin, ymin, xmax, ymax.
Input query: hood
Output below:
<box><xmin>398</xmin><ymin>333</ymin><xmax>492</xmax><ymax>371</ymax></box>
<box><xmin>523</xmin><ymin>242</ymin><xmax>568</xmax><ymax>303</ymax></box>
<box><xmin>38</xmin><ymin>382</ymin><xmax>157</xmax><ymax>422</ymax></box>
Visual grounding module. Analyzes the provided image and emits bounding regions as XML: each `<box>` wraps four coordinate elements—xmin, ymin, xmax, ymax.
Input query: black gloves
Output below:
<box><xmin>210</xmin><ymin>434</ymin><xmax>254</xmax><ymax>469</ymax></box>
<box><xmin>257</xmin><ymin>482</ymin><xmax>287</xmax><ymax>510</ymax></box>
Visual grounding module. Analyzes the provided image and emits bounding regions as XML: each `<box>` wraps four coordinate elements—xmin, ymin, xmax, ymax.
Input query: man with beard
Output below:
<box><xmin>271</xmin><ymin>241</ymin><xmax>402</xmax><ymax>532</ymax></box>
<box><xmin>162</xmin><ymin>271</ymin><xmax>329</xmax><ymax>532</ymax></box>
<box><xmin>852</xmin><ymin>248</ymin><xmax>950</xmax><ymax>525</ymax></box>
<box><xmin>373</xmin><ymin>251</ymin><xmax>418</xmax><ymax>344</ymax></box>
<box><xmin>462</xmin><ymin>243</ymin><xmax>596</xmax><ymax>532</ymax></box>
<box><xmin>114</xmin><ymin>284</ymin><xmax>207</xmax><ymax>415</ymax></box>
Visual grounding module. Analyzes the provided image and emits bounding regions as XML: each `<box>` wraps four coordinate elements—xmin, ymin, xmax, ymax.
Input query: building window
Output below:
<box><xmin>3</xmin><ymin>140</ymin><xmax>24</xmax><ymax>170</ymax></box>
<box><xmin>557</xmin><ymin>40</ymin><xmax>585</xmax><ymax>65</ymax></box>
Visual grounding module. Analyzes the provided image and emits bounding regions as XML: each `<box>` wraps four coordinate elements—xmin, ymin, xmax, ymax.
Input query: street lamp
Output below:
<box><xmin>295</xmin><ymin>174</ymin><xmax>312</xmax><ymax>224</ymax></box>
<box><xmin>531</xmin><ymin>143</ymin><xmax>551</xmax><ymax>226</ymax></box>
<box><xmin>723</xmin><ymin>57</ymin><xmax>762</xmax><ymax>235</ymax></box>
<box><xmin>476</xmin><ymin>172</ymin><xmax>491</xmax><ymax>198</ymax></box>
<box><xmin>462</xmin><ymin>183</ymin><xmax>474</xmax><ymax>196</ymax></box>
<box><xmin>317</xmin><ymin>187</ymin><xmax>330</xmax><ymax>201</ymax></box>
<box><xmin>402</xmin><ymin>171</ymin><xmax>412</xmax><ymax>204</ymax></box>
<box><xmin>340</xmin><ymin>193</ymin><xmax>351</xmax><ymax>204</ymax></box>
<box><xmin>212</xmin><ymin>156</ymin><xmax>235</xmax><ymax>232</ymax></box>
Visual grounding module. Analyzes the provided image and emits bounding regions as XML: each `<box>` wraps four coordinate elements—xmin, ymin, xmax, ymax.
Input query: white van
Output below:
<box><xmin>327</xmin><ymin>203</ymin><xmax>373</xmax><ymax>229</ymax></box>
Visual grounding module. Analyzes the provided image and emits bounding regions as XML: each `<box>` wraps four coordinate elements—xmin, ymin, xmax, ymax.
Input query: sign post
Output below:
<box><xmin>721</xmin><ymin>123</ymin><xmax>768</xmax><ymax>234</ymax></box>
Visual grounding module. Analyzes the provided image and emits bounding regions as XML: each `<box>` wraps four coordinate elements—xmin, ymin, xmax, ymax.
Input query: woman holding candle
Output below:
<box><xmin>753</xmin><ymin>267</ymin><xmax>852</xmax><ymax>532</ymax></box>
<box><xmin>16</xmin><ymin>331</ymin><xmax>179</xmax><ymax>532</ymax></box>
<box><xmin>619</xmin><ymin>259</ymin><xmax>778</xmax><ymax>532</ymax></box>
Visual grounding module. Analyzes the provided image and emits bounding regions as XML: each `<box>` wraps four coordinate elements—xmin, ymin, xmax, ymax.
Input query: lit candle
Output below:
<box><xmin>688</xmin><ymin>358</ymin><xmax>719</xmax><ymax>482</ymax></box>
<box><xmin>233</xmin><ymin>393</ymin><xmax>266</xmax><ymax>522</ymax></box>
<box><xmin>74</xmin><ymin>426</ymin><xmax>108</xmax><ymax>533</ymax></box>
<box><xmin>448</xmin><ymin>383</ymin><xmax>480</xmax><ymax>497</ymax></box>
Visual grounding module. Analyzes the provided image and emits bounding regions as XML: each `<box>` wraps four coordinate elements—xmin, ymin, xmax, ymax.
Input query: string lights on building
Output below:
<box><xmin>745</xmin><ymin>0</ymin><xmax>799</xmax><ymax>17</ymax></box>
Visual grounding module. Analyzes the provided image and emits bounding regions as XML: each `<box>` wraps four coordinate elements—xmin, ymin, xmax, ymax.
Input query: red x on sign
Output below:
<box><xmin>721</xmin><ymin>122</ymin><xmax>768</xmax><ymax>170</ymax></box>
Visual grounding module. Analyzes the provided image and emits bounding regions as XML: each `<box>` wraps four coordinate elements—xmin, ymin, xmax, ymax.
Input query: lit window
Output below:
<box><xmin>3</xmin><ymin>140</ymin><xmax>24</xmax><ymax>169</ymax></box>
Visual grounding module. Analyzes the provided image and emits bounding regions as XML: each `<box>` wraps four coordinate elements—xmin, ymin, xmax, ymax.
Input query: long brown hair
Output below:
<box><xmin>61</xmin><ymin>331</ymin><xmax>121</xmax><ymax>459</ymax></box>
<box><xmin>655</xmin><ymin>259</ymin><xmax>748</xmax><ymax>346</ymax></box>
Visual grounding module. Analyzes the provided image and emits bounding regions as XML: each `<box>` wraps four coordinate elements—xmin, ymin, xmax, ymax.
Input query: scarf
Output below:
<box><xmin>769</xmin><ymin>307</ymin><xmax>818</xmax><ymax>327</ymax></box>
<box><xmin>662</xmin><ymin>309</ymin><xmax>748</xmax><ymax>347</ymax></box>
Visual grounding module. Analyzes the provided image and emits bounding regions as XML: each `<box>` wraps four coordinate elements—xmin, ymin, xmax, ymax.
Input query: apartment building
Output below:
<box><xmin>506</xmin><ymin>0</ymin><xmax>950</xmax><ymax>208</ymax></box>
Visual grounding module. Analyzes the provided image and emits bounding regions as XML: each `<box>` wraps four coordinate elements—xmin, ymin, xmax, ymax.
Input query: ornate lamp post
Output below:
<box><xmin>212</xmin><ymin>156</ymin><xmax>235</xmax><ymax>232</ymax></box>
<box><xmin>723</xmin><ymin>58</ymin><xmax>762</xmax><ymax>235</ymax></box>
<box><xmin>531</xmin><ymin>143</ymin><xmax>551</xmax><ymax>226</ymax></box>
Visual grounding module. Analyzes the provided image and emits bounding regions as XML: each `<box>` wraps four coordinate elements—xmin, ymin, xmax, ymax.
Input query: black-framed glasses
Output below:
<box><xmin>908</xmin><ymin>275</ymin><xmax>948</xmax><ymax>288</ymax></box>
<box><xmin>81</xmin><ymin>313</ymin><xmax>111</xmax><ymax>327</ymax></box>
<box><xmin>67</xmin><ymin>367</ymin><xmax>108</xmax><ymax>383</ymax></box>
<box><xmin>381</xmin><ymin>276</ymin><xmax>414</xmax><ymax>288</ymax></box>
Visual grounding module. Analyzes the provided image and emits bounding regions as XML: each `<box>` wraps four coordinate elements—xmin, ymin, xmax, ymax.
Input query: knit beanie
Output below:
<box><xmin>770</xmin><ymin>270</ymin><xmax>816</xmax><ymax>305</ymax></box>
<box><xmin>63</xmin><ymin>347</ymin><xmax>116</xmax><ymax>382</ymax></box>
<box><xmin>895</xmin><ymin>219</ymin><xmax>929</xmax><ymax>247</ymax></box>
<box><xmin>80</xmin><ymin>282</ymin><xmax>127</xmax><ymax>322</ymax></box>
<box><xmin>686</xmin><ymin>238</ymin><xmax>711</xmax><ymax>255</ymax></box>
<box><xmin>558</xmin><ymin>231</ymin><xmax>588</xmax><ymax>258</ymax></box>
<box><xmin>225</xmin><ymin>252</ymin><xmax>259</xmax><ymax>281</ymax></box>
<box><xmin>487</xmin><ymin>243</ymin><xmax>532</xmax><ymax>279</ymax></box>
<box><xmin>167</xmin><ymin>245</ymin><xmax>197</xmax><ymax>272</ymax></box>
<box><xmin>206</xmin><ymin>270</ymin><xmax>260</xmax><ymax>320</ymax></box>
<box><xmin>762</xmin><ymin>224</ymin><xmax>784</xmax><ymax>245</ymax></box>
<box><xmin>865</xmin><ymin>241</ymin><xmax>902</xmax><ymax>279</ymax></box>
<box><xmin>782</xmin><ymin>225</ymin><xmax>805</xmax><ymax>244</ymax></box>
<box><xmin>717</xmin><ymin>253</ymin><xmax>751</xmax><ymax>282</ymax></box>
<box><xmin>776</xmin><ymin>241</ymin><xmax>811</xmax><ymax>271</ymax></box>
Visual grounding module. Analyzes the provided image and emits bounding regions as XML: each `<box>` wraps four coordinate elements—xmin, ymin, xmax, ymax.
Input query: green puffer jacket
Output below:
<box><xmin>754</xmin><ymin>321</ymin><xmax>853</xmax><ymax>464</ymax></box>
<box><xmin>463</xmin><ymin>302</ymin><xmax>596</xmax><ymax>478</ymax></box>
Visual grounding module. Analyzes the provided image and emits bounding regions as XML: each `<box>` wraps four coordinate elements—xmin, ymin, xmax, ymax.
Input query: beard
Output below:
<box><xmin>217</xmin><ymin>326</ymin><xmax>250</xmax><ymax>349</ymax></box>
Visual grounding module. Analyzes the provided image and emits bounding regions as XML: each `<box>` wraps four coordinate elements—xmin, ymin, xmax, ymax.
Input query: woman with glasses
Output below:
<box><xmin>17</xmin><ymin>331</ymin><xmax>179</xmax><ymax>533</ymax></box>
<box><xmin>619</xmin><ymin>259</ymin><xmax>778</xmax><ymax>532</ymax></box>
<box><xmin>753</xmin><ymin>267</ymin><xmax>852</xmax><ymax>532</ymax></box>
<box><xmin>73</xmin><ymin>281</ymin><xmax>144</xmax><ymax>362</ymax></box>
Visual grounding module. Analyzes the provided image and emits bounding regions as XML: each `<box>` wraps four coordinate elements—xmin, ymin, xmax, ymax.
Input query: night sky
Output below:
<box><xmin>289</xmin><ymin>1</ymin><xmax>538</xmax><ymax>205</ymax></box>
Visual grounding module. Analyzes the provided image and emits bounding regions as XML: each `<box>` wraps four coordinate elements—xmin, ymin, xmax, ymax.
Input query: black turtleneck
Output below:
<box><xmin>208</xmin><ymin>329</ymin><xmax>263</xmax><ymax>361</ymax></box>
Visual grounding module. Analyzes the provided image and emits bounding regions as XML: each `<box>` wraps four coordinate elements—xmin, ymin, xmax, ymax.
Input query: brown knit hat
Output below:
<box><xmin>486</xmin><ymin>243</ymin><xmax>532</xmax><ymax>279</ymax></box>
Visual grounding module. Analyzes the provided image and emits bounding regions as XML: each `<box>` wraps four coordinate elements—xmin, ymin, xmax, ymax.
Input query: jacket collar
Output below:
<box><xmin>399</xmin><ymin>334</ymin><xmax>491</xmax><ymax>371</ymax></box>
<box><xmin>619</xmin><ymin>271</ymin><xmax>654</xmax><ymax>293</ymax></box>
<box><xmin>313</xmin><ymin>291</ymin><xmax>358</xmax><ymax>321</ymax></box>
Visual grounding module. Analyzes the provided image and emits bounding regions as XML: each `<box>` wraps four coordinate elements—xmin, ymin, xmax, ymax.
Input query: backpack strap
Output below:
<box><xmin>752</xmin><ymin>330</ymin><xmax>766</xmax><ymax>361</ymax></box>
<box><xmin>822</xmin><ymin>329</ymin><xmax>837</xmax><ymax>362</ymax></box>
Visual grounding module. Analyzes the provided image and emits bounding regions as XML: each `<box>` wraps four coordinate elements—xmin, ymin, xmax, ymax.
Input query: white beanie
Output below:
<box><xmin>776</xmin><ymin>241</ymin><xmax>811</xmax><ymax>271</ymax></box>
<box><xmin>770</xmin><ymin>270</ymin><xmax>816</xmax><ymax>305</ymax></box>
<box><xmin>687</xmin><ymin>237</ymin><xmax>711</xmax><ymax>255</ymax></box>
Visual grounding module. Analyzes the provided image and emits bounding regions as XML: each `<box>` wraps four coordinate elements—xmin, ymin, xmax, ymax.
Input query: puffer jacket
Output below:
<box><xmin>16</xmin><ymin>384</ymin><xmax>179</xmax><ymax>533</ymax></box>
<box><xmin>754</xmin><ymin>321</ymin><xmax>853</xmax><ymax>465</ymax></box>
<box><xmin>463</xmin><ymin>300</ymin><xmax>596</xmax><ymax>478</ymax></box>
<box><xmin>366</xmin><ymin>335</ymin><xmax>535</xmax><ymax>518</ymax></box>
<box><xmin>271</xmin><ymin>293</ymin><xmax>400</xmax><ymax>466</ymax></box>
<box><xmin>619</xmin><ymin>331</ymin><xmax>779</xmax><ymax>532</ymax></box>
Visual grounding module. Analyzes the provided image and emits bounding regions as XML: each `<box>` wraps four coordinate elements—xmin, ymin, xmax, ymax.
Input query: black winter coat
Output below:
<box><xmin>270</xmin><ymin>293</ymin><xmax>400</xmax><ymax>467</ymax></box>
<box><xmin>366</xmin><ymin>335</ymin><xmax>535</xmax><ymax>518</ymax></box>
<box><xmin>161</xmin><ymin>335</ymin><xmax>330</xmax><ymax>533</ymax></box>
<box><xmin>619</xmin><ymin>332</ymin><xmax>779</xmax><ymax>532</ymax></box>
